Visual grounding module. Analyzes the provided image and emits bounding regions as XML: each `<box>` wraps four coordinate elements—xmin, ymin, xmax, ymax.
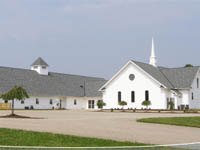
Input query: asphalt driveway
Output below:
<box><xmin>0</xmin><ymin>110</ymin><xmax>200</xmax><ymax>145</ymax></box>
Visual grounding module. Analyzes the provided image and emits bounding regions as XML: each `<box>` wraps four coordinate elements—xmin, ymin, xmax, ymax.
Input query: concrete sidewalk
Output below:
<box><xmin>0</xmin><ymin>110</ymin><xmax>200</xmax><ymax>145</ymax></box>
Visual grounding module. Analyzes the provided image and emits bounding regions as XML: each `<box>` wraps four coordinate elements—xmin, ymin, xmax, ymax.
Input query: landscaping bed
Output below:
<box><xmin>101</xmin><ymin>109</ymin><xmax>200</xmax><ymax>114</ymax></box>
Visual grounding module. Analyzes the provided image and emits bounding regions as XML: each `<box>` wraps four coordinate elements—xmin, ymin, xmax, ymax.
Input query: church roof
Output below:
<box><xmin>132</xmin><ymin>61</ymin><xmax>174</xmax><ymax>88</ymax></box>
<box><xmin>132</xmin><ymin>60</ymin><xmax>199</xmax><ymax>89</ymax></box>
<box><xmin>31</xmin><ymin>57</ymin><xmax>49</xmax><ymax>66</ymax></box>
<box><xmin>85</xmin><ymin>80</ymin><xmax>107</xmax><ymax>97</ymax></box>
<box><xmin>159</xmin><ymin>67</ymin><xmax>199</xmax><ymax>89</ymax></box>
<box><xmin>0</xmin><ymin>66</ymin><xmax>106</xmax><ymax>97</ymax></box>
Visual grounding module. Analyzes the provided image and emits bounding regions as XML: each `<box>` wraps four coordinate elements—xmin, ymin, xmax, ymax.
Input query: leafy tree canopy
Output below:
<box><xmin>184</xmin><ymin>64</ymin><xmax>193</xmax><ymax>68</ymax></box>
<box><xmin>0</xmin><ymin>86</ymin><xmax>29</xmax><ymax>115</ymax></box>
<box><xmin>0</xmin><ymin>86</ymin><xmax>29</xmax><ymax>101</ymax></box>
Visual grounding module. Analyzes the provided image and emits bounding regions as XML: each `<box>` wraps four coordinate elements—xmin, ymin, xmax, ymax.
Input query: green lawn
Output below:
<box><xmin>0</xmin><ymin>128</ymin><xmax>188</xmax><ymax>150</ymax></box>
<box><xmin>0</xmin><ymin>128</ymin><xmax>143</xmax><ymax>147</ymax></box>
<box><xmin>137</xmin><ymin>116</ymin><xmax>200</xmax><ymax>128</ymax></box>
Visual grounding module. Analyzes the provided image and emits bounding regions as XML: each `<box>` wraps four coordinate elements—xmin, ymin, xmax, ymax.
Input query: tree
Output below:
<box><xmin>97</xmin><ymin>100</ymin><xmax>106</xmax><ymax>110</ymax></box>
<box><xmin>142</xmin><ymin>100</ymin><xmax>151</xmax><ymax>109</ymax></box>
<box><xmin>0</xmin><ymin>86</ymin><xmax>29</xmax><ymax>116</ymax></box>
<box><xmin>168</xmin><ymin>101</ymin><xmax>174</xmax><ymax>110</ymax></box>
<box><xmin>119</xmin><ymin>101</ymin><xmax>127</xmax><ymax>110</ymax></box>
<box><xmin>185</xmin><ymin>64</ymin><xmax>193</xmax><ymax>68</ymax></box>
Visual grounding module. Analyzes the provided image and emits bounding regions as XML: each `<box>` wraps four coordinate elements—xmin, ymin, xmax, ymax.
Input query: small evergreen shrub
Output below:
<box><xmin>168</xmin><ymin>101</ymin><xmax>174</xmax><ymax>110</ymax></box>
<box><xmin>97</xmin><ymin>100</ymin><xmax>106</xmax><ymax>110</ymax></box>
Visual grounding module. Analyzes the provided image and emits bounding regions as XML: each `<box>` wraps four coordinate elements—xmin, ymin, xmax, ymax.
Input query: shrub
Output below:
<box><xmin>168</xmin><ymin>101</ymin><xmax>174</xmax><ymax>110</ymax></box>
<box><xmin>110</xmin><ymin>108</ymin><xmax>114</xmax><ymax>112</ymax></box>
<box><xmin>97</xmin><ymin>100</ymin><xmax>106</xmax><ymax>110</ymax></box>
<box><xmin>141</xmin><ymin>100</ymin><xmax>151</xmax><ymax>109</ymax></box>
<box><xmin>119</xmin><ymin>101</ymin><xmax>127</xmax><ymax>110</ymax></box>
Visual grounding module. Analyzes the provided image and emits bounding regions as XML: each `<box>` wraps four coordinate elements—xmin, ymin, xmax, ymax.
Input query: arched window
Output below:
<box><xmin>145</xmin><ymin>90</ymin><xmax>149</xmax><ymax>101</ymax></box>
<box><xmin>192</xmin><ymin>92</ymin><xmax>194</xmax><ymax>100</ymax></box>
<box><xmin>197</xmin><ymin>78</ymin><xmax>199</xmax><ymax>88</ymax></box>
<box><xmin>74</xmin><ymin>99</ymin><xmax>77</xmax><ymax>105</ymax></box>
<box><xmin>49</xmin><ymin>99</ymin><xmax>53</xmax><ymax>105</ymax></box>
<box><xmin>118</xmin><ymin>91</ymin><xmax>121</xmax><ymax>103</ymax></box>
<box><xmin>131</xmin><ymin>91</ymin><xmax>135</xmax><ymax>103</ymax></box>
<box><xmin>36</xmin><ymin>98</ymin><xmax>39</xmax><ymax>104</ymax></box>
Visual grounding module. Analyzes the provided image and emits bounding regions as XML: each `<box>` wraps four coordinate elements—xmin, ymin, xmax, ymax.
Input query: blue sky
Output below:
<box><xmin>0</xmin><ymin>0</ymin><xmax>200</xmax><ymax>79</ymax></box>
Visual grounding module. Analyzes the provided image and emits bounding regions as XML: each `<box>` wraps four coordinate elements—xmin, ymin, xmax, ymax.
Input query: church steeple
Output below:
<box><xmin>149</xmin><ymin>37</ymin><xmax>157</xmax><ymax>67</ymax></box>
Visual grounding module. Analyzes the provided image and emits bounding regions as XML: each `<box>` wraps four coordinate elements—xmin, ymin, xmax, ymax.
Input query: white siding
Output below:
<box><xmin>0</xmin><ymin>97</ymin><xmax>60</xmax><ymax>109</ymax></box>
<box><xmin>189</xmin><ymin>70</ymin><xmax>200</xmax><ymax>108</ymax></box>
<box><xmin>179</xmin><ymin>90</ymin><xmax>189</xmax><ymax>105</ymax></box>
<box><xmin>65</xmin><ymin>96</ymin><xmax>102</xmax><ymax>110</ymax></box>
<box><xmin>31</xmin><ymin>66</ymin><xmax>49</xmax><ymax>75</ymax></box>
<box><xmin>102</xmin><ymin>63</ymin><xmax>172</xmax><ymax>109</ymax></box>
<box><xmin>0</xmin><ymin>96</ymin><xmax>103</xmax><ymax>110</ymax></box>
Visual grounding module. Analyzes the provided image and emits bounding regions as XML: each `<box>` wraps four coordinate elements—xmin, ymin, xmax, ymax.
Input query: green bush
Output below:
<box><xmin>119</xmin><ymin>101</ymin><xmax>127</xmax><ymax>110</ymax></box>
<box><xmin>168</xmin><ymin>101</ymin><xmax>174</xmax><ymax>110</ymax></box>
<box><xmin>141</xmin><ymin>100</ymin><xmax>151</xmax><ymax>109</ymax></box>
<box><xmin>97</xmin><ymin>100</ymin><xmax>106</xmax><ymax>109</ymax></box>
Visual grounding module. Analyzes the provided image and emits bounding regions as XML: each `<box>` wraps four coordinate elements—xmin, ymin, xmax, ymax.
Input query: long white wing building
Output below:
<box><xmin>0</xmin><ymin>57</ymin><xmax>106</xmax><ymax>110</ymax></box>
<box><xmin>100</xmin><ymin>38</ymin><xmax>200</xmax><ymax>110</ymax></box>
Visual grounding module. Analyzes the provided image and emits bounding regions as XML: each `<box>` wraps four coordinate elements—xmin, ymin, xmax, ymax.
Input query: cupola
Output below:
<box><xmin>31</xmin><ymin>57</ymin><xmax>49</xmax><ymax>75</ymax></box>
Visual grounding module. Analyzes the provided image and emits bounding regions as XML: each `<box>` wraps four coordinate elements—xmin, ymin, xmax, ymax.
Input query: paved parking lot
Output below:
<box><xmin>0</xmin><ymin>110</ymin><xmax>200</xmax><ymax>145</ymax></box>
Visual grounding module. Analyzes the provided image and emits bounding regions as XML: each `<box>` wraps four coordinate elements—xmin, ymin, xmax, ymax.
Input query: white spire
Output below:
<box><xmin>149</xmin><ymin>37</ymin><xmax>157</xmax><ymax>67</ymax></box>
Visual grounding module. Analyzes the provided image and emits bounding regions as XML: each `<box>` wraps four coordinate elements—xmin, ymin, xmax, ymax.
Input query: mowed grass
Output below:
<box><xmin>137</xmin><ymin>116</ymin><xmax>200</xmax><ymax>128</ymax></box>
<box><xmin>0</xmin><ymin>128</ymin><xmax>144</xmax><ymax>147</ymax></box>
<box><xmin>0</xmin><ymin>147</ymin><xmax>188</xmax><ymax>150</ymax></box>
<box><xmin>0</xmin><ymin>128</ymin><xmax>188</xmax><ymax>150</ymax></box>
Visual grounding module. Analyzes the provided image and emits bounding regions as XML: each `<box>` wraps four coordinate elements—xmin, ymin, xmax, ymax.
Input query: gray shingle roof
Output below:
<box><xmin>159</xmin><ymin>67</ymin><xmax>199</xmax><ymax>89</ymax></box>
<box><xmin>0</xmin><ymin>66</ymin><xmax>106</xmax><ymax>97</ymax></box>
<box><xmin>85</xmin><ymin>80</ymin><xmax>107</xmax><ymax>97</ymax></box>
<box><xmin>131</xmin><ymin>60</ymin><xmax>199</xmax><ymax>89</ymax></box>
<box><xmin>31</xmin><ymin>57</ymin><xmax>49</xmax><ymax>66</ymax></box>
<box><xmin>132</xmin><ymin>61</ymin><xmax>174</xmax><ymax>88</ymax></box>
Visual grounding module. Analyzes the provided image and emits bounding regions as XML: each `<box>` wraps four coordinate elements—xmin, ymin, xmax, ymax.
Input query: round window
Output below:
<box><xmin>129</xmin><ymin>74</ymin><xmax>135</xmax><ymax>81</ymax></box>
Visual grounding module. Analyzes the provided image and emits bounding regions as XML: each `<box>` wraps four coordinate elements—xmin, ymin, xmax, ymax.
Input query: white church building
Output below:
<box><xmin>100</xmin><ymin>38</ymin><xmax>200</xmax><ymax>110</ymax></box>
<box><xmin>0</xmin><ymin>39</ymin><xmax>200</xmax><ymax>110</ymax></box>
